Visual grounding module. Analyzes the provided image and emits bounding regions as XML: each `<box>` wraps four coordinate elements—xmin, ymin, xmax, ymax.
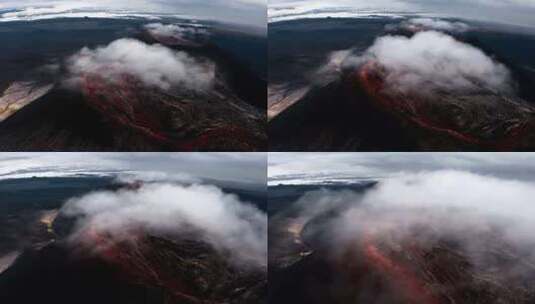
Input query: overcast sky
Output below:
<box><xmin>269</xmin><ymin>0</ymin><xmax>535</xmax><ymax>28</ymax></box>
<box><xmin>269</xmin><ymin>153</ymin><xmax>535</xmax><ymax>184</ymax></box>
<box><xmin>0</xmin><ymin>153</ymin><xmax>267</xmax><ymax>185</ymax></box>
<box><xmin>0</xmin><ymin>0</ymin><xmax>266</xmax><ymax>27</ymax></box>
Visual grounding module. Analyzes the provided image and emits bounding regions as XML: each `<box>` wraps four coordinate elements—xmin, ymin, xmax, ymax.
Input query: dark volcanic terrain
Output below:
<box><xmin>0</xmin><ymin>232</ymin><xmax>266</xmax><ymax>304</ymax></box>
<box><xmin>0</xmin><ymin>18</ymin><xmax>266</xmax><ymax>151</ymax></box>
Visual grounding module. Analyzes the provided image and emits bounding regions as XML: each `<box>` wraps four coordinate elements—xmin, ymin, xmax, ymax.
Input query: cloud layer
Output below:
<box><xmin>268</xmin><ymin>152</ymin><xmax>535</xmax><ymax>185</ymax></box>
<box><xmin>0</xmin><ymin>153</ymin><xmax>267</xmax><ymax>185</ymax></box>
<box><xmin>62</xmin><ymin>182</ymin><xmax>268</xmax><ymax>266</ymax></box>
<box><xmin>0</xmin><ymin>1</ymin><xmax>267</xmax><ymax>27</ymax></box>
<box><xmin>269</xmin><ymin>0</ymin><xmax>535</xmax><ymax>28</ymax></box>
<box><xmin>65</xmin><ymin>38</ymin><xmax>215</xmax><ymax>91</ymax></box>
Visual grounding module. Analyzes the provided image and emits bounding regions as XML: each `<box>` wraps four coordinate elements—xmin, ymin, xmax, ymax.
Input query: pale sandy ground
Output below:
<box><xmin>0</xmin><ymin>251</ymin><xmax>20</xmax><ymax>274</ymax></box>
<box><xmin>0</xmin><ymin>81</ymin><xmax>54</xmax><ymax>122</ymax></box>
<box><xmin>268</xmin><ymin>84</ymin><xmax>309</xmax><ymax>121</ymax></box>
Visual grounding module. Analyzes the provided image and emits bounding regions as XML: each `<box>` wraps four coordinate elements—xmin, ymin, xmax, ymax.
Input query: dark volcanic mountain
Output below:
<box><xmin>0</xmin><ymin>177</ymin><xmax>267</xmax><ymax>304</ymax></box>
<box><xmin>268</xmin><ymin>17</ymin><xmax>535</xmax><ymax>151</ymax></box>
<box><xmin>270</xmin><ymin>56</ymin><xmax>535</xmax><ymax>151</ymax></box>
<box><xmin>0</xmin><ymin>233</ymin><xmax>266</xmax><ymax>304</ymax></box>
<box><xmin>0</xmin><ymin>19</ymin><xmax>266</xmax><ymax>151</ymax></box>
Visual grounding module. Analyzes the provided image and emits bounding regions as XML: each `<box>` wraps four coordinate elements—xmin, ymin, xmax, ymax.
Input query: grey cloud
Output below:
<box><xmin>0</xmin><ymin>0</ymin><xmax>267</xmax><ymax>28</ymax></box>
<box><xmin>0</xmin><ymin>153</ymin><xmax>267</xmax><ymax>185</ymax></box>
<box><xmin>269</xmin><ymin>0</ymin><xmax>535</xmax><ymax>28</ymax></box>
<box><xmin>269</xmin><ymin>153</ymin><xmax>535</xmax><ymax>183</ymax></box>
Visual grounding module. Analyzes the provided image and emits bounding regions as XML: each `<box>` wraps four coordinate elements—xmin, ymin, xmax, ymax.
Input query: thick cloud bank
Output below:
<box><xmin>298</xmin><ymin>170</ymin><xmax>535</xmax><ymax>268</ymax></box>
<box><xmin>363</xmin><ymin>31</ymin><xmax>513</xmax><ymax>94</ymax></box>
<box><xmin>62</xmin><ymin>183</ymin><xmax>267</xmax><ymax>266</ymax></box>
<box><xmin>65</xmin><ymin>38</ymin><xmax>215</xmax><ymax>91</ymax></box>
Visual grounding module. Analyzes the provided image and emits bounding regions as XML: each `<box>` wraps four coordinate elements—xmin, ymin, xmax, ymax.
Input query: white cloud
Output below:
<box><xmin>65</xmin><ymin>38</ymin><xmax>215</xmax><ymax>91</ymax></box>
<box><xmin>62</xmin><ymin>182</ymin><xmax>267</xmax><ymax>266</ymax></box>
<box><xmin>145</xmin><ymin>22</ymin><xmax>208</xmax><ymax>37</ymax></box>
<box><xmin>398</xmin><ymin>18</ymin><xmax>471</xmax><ymax>32</ymax></box>
<box><xmin>144</xmin><ymin>22</ymin><xmax>210</xmax><ymax>46</ymax></box>
<box><xmin>360</xmin><ymin>31</ymin><xmax>513</xmax><ymax>95</ymax></box>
